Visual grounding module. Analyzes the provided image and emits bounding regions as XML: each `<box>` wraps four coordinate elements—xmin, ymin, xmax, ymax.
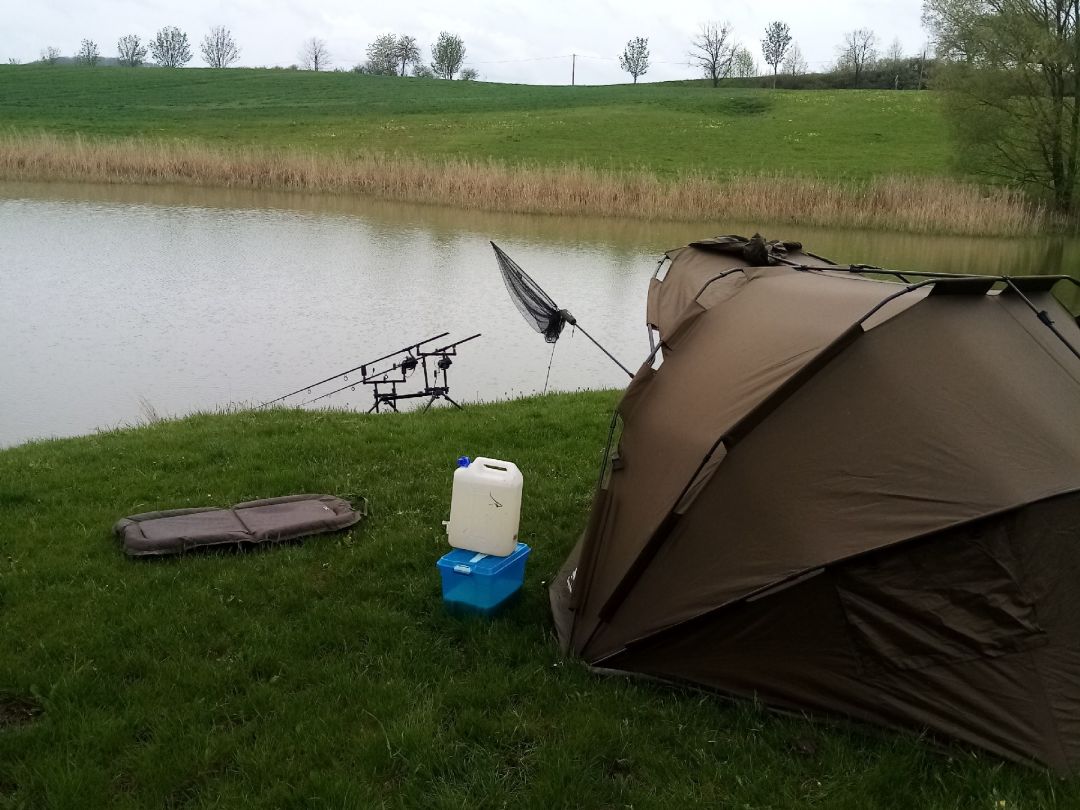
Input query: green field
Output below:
<box><xmin>0</xmin><ymin>393</ymin><xmax>1072</xmax><ymax>808</ymax></box>
<box><xmin>0</xmin><ymin>65</ymin><xmax>952</xmax><ymax>181</ymax></box>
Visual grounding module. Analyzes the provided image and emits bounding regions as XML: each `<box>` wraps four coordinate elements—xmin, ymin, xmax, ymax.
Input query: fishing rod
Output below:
<box><xmin>259</xmin><ymin>332</ymin><xmax>449</xmax><ymax>408</ymax></box>
<box><xmin>366</xmin><ymin>332</ymin><xmax>484</xmax><ymax>413</ymax></box>
<box><xmin>306</xmin><ymin>332</ymin><xmax>488</xmax><ymax>414</ymax></box>
<box><xmin>357</xmin><ymin>333</ymin><xmax>480</xmax><ymax>387</ymax></box>
<box><xmin>303</xmin><ymin>332</ymin><xmax>484</xmax><ymax>409</ymax></box>
<box><xmin>490</xmin><ymin>242</ymin><xmax>634</xmax><ymax>381</ymax></box>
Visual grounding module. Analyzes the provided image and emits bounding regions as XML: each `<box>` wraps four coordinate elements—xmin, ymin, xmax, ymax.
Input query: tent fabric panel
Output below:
<box><xmin>835</xmin><ymin>513</ymin><xmax>1046</xmax><ymax>673</ymax></box>
<box><xmin>1012</xmin><ymin>493</ymin><xmax>1080</xmax><ymax>768</ymax></box>
<box><xmin>550</xmin><ymin>534</ymin><xmax>584</xmax><ymax>652</ymax></box>
<box><xmin>584</xmin><ymin>294</ymin><xmax>1080</xmax><ymax>660</ymax></box>
<box><xmin>648</xmin><ymin>247</ymin><xmax>745</xmax><ymax>335</ymax></box>
<box><xmin>997</xmin><ymin>291</ymin><xmax>1080</xmax><ymax>387</ymax></box>
<box><xmin>645</xmin><ymin>276</ymin><xmax>663</xmax><ymax>331</ymax></box>
<box><xmin>603</xmin><ymin>540</ymin><xmax>1064</xmax><ymax>770</ymax></box>
<box><xmin>648</xmin><ymin>242</ymin><xmax>837</xmax><ymax>338</ymax></box>
<box><xmin>1033</xmin><ymin>645</ymin><xmax>1080</xmax><ymax>771</ymax></box>
<box><xmin>569</xmin><ymin>270</ymin><xmax>905</xmax><ymax>651</ymax></box>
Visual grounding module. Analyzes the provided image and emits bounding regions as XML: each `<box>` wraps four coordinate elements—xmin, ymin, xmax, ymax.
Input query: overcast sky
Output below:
<box><xmin>4</xmin><ymin>1</ymin><xmax>928</xmax><ymax>84</ymax></box>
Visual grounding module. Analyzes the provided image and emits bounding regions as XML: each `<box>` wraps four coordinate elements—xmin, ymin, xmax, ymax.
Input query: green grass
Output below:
<box><xmin>0</xmin><ymin>392</ymin><xmax>1073</xmax><ymax>808</ymax></box>
<box><xmin>0</xmin><ymin>65</ymin><xmax>952</xmax><ymax>181</ymax></box>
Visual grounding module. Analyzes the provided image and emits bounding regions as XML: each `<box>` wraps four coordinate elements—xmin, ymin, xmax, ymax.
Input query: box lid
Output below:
<box><xmin>437</xmin><ymin>543</ymin><xmax>531</xmax><ymax>575</ymax></box>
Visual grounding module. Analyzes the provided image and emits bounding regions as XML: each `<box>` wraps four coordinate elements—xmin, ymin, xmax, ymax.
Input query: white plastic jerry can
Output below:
<box><xmin>445</xmin><ymin>456</ymin><xmax>523</xmax><ymax>556</ymax></box>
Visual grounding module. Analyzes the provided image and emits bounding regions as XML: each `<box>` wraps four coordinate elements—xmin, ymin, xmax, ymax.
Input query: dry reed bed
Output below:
<box><xmin>0</xmin><ymin>132</ymin><xmax>1052</xmax><ymax>236</ymax></box>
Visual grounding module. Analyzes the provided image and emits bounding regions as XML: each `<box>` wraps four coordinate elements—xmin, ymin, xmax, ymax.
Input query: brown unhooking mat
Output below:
<box><xmin>114</xmin><ymin>494</ymin><xmax>365</xmax><ymax>557</ymax></box>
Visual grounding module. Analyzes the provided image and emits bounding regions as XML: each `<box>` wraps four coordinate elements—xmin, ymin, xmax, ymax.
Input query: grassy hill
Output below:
<box><xmin>0</xmin><ymin>65</ymin><xmax>952</xmax><ymax>181</ymax></box>
<box><xmin>0</xmin><ymin>393</ymin><xmax>1070</xmax><ymax>807</ymax></box>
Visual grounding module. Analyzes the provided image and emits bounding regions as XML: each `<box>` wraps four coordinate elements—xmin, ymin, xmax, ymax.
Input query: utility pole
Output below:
<box><xmin>572</xmin><ymin>53</ymin><xmax>575</xmax><ymax>86</ymax></box>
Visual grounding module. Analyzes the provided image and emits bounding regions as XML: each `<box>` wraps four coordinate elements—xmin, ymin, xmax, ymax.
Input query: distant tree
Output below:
<box><xmin>459</xmin><ymin>67</ymin><xmax>479</xmax><ymax>81</ymax></box>
<box><xmin>394</xmin><ymin>35</ymin><xmax>421</xmax><ymax>77</ymax></box>
<box><xmin>299</xmin><ymin>37</ymin><xmax>331</xmax><ymax>71</ymax></box>
<box><xmin>365</xmin><ymin>34</ymin><xmax>399</xmax><ymax>75</ymax></box>
<box><xmin>838</xmin><ymin>28</ymin><xmax>877</xmax><ymax>87</ymax></box>
<box><xmin>412</xmin><ymin>63</ymin><xmax>434</xmax><ymax>78</ymax></box>
<box><xmin>782</xmin><ymin>42</ymin><xmax>808</xmax><ymax>76</ymax></box>
<box><xmin>117</xmin><ymin>34</ymin><xmax>148</xmax><ymax>67</ymax></box>
<box><xmin>430</xmin><ymin>31</ymin><xmax>466</xmax><ymax>79</ymax></box>
<box><xmin>201</xmin><ymin>26</ymin><xmax>240</xmax><ymax>68</ymax></box>
<box><xmin>879</xmin><ymin>37</ymin><xmax>906</xmax><ymax>89</ymax></box>
<box><xmin>619</xmin><ymin>36</ymin><xmax>650</xmax><ymax>83</ymax></box>
<box><xmin>883</xmin><ymin>37</ymin><xmax>905</xmax><ymax>64</ymax></box>
<box><xmin>732</xmin><ymin>47</ymin><xmax>757</xmax><ymax>78</ymax></box>
<box><xmin>150</xmin><ymin>26</ymin><xmax>192</xmax><ymax>68</ymax></box>
<box><xmin>76</xmin><ymin>39</ymin><xmax>100</xmax><ymax>66</ymax></box>
<box><xmin>40</xmin><ymin>47</ymin><xmax>61</xmax><ymax>65</ymax></box>
<box><xmin>761</xmin><ymin>21</ymin><xmax>792</xmax><ymax>88</ymax></box>
<box><xmin>690</xmin><ymin>22</ymin><xmax>736</xmax><ymax>87</ymax></box>
<box><xmin>924</xmin><ymin>0</ymin><xmax>1080</xmax><ymax>212</ymax></box>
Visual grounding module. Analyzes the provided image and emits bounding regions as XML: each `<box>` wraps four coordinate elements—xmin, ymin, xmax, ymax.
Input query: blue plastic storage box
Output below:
<box><xmin>436</xmin><ymin>543</ymin><xmax>531</xmax><ymax>615</ymax></box>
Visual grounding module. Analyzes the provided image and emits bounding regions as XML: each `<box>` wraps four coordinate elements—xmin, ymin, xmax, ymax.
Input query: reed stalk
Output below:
<box><xmin>0</xmin><ymin>131</ymin><xmax>1053</xmax><ymax>236</ymax></box>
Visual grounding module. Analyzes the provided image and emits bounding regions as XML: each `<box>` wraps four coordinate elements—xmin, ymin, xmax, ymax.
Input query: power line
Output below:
<box><xmin>470</xmin><ymin>55</ymin><xmax>572</xmax><ymax>65</ymax></box>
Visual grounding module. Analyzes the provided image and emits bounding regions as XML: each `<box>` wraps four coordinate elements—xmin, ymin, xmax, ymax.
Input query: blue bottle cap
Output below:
<box><xmin>457</xmin><ymin>456</ymin><xmax>471</xmax><ymax>468</ymax></box>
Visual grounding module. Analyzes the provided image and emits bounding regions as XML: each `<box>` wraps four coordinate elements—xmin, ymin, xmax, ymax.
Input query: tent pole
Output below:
<box><xmin>1003</xmin><ymin>278</ymin><xmax>1080</xmax><ymax>361</ymax></box>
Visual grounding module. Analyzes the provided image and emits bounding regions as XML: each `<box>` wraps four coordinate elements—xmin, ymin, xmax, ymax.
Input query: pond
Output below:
<box><xmin>1</xmin><ymin>181</ymin><xmax>1077</xmax><ymax>448</ymax></box>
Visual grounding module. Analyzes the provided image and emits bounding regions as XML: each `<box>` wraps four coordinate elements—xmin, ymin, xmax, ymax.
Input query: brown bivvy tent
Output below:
<box><xmin>550</xmin><ymin>236</ymin><xmax>1080</xmax><ymax>771</ymax></box>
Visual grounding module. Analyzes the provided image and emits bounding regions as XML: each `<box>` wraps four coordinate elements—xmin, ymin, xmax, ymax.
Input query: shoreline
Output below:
<box><xmin>0</xmin><ymin>132</ymin><xmax>1056</xmax><ymax>237</ymax></box>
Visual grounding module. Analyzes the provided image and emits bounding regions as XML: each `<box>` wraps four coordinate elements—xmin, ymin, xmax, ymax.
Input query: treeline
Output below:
<box><xmin>721</xmin><ymin>56</ymin><xmax>934</xmax><ymax>91</ymax></box>
<box><xmin>621</xmin><ymin>22</ymin><xmax>932</xmax><ymax>91</ymax></box>
<box><xmin>17</xmin><ymin>28</ymin><xmax>477</xmax><ymax>79</ymax></box>
<box><xmin>28</xmin><ymin>27</ymin><xmax>237</xmax><ymax>69</ymax></box>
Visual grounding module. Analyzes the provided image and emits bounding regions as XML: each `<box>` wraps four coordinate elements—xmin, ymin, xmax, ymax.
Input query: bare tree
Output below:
<box><xmin>884</xmin><ymin>37</ymin><xmax>905</xmax><ymax>64</ymax></box>
<box><xmin>619</xmin><ymin>36</ymin><xmax>650</xmax><ymax>84</ymax></box>
<box><xmin>880</xmin><ymin>37</ymin><xmax>907</xmax><ymax>89</ymax></box>
<box><xmin>838</xmin><ymin>28</ymin><xmax>877</xmax><ymax>87</ymax></box>
<box><xmin>299</xmin><ymin>37</ymin><xmax>331</xmax><ymax>71</ymax></box>
<box><xmin>76</xmin><ymin>39</ymin><xmax>100</xmax><ymax>66</ymax></box>
<box><xmin>459</xmin><ymin>67</ymin><xmax>479</xmax><ymax>81</ymax></box>
<box><xmin>430</xmin><ymin>31</ymin><xmax>466</xmax><ymax>79</ymax></box>
<box><xmin>40</xmin><ymin>47</ymin><xmax>61</xmax><ymax>65</ymax></box>
<box><xmin>201</xmin><ymin>26</ymin><xmax>240</xmax><ymax>68</ymax></box>
<box><xmin>395</xmin><ymin>35</ymin><xmax>421</xmax><ymax>77</ymax></box>
<box><xmin>761</xmin><ymin>21</ymin><xmax>792</xmax><ymax>88</ymax></box>
<box><xmin>690</xmin><ymin>22</ymin><xmax>736</xmax><ymax>87</ymax></box>
<box><xmin>117</xmin><ymin>34</ymin><xmax>148</xmax><ymax>67</ymax></box>
<box><xmin>150</xmin><ymin>26</ymin><xmax>192</xmax><ymax>68</ymax></box>
<box><xmin>365</xmin><ymin>34</ymin><xmax>398</xmax><ymax>75</ymax></box>
<box><xmin>782</xmin><ymin>43</ymin><xmax>808</xmax><ymax>76</ymax></box>
<box><xmin>925</xmin><ymin>0</ymin><xmax>1080</xmax><ymax>212</ymax></box>
<box><xmin>732</xmin><ymin>47</ymin><xmax>757</xmax><ymax>78</ymax></box>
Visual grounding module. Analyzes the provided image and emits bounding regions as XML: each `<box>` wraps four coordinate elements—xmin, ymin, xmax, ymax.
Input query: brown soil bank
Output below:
<box><xmin>0</xmin><ymin>133</ymin><xmax>1054</xmax><ymax>237</ymax></box>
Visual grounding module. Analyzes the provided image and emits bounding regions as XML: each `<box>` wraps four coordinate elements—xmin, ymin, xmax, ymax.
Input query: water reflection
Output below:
<box><xmin>0</xmin><ymin>181</ymin><xmax>1076</xmax><ymax>447</ymax></box>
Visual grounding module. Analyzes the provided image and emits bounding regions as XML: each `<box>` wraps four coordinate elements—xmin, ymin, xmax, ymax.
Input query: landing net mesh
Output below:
<box><xmin>491</xmin><ymin>242</ymin><xmax>567</xmax><ymax>343</ymax></box>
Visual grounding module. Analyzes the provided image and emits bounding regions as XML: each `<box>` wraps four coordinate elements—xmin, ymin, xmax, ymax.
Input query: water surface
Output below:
<box><xmin>1</xmin><ymin>181</ymin><xmax>1076</xmax><ymax>448</ymax></box>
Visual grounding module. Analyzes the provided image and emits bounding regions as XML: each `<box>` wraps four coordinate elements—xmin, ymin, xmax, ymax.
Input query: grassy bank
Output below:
<box><xmin>0</xmin><ymin>65</ymin><xmax>1053</xmax><ymax>235</ymax></box>
<box><xmin>0</xmin><ymin>132</ymin><xmax>1048</xmax><ymax>236</ymax></box>
<box><xmin>0</xmin><ymin>66</ymin><xmax>949</xmax><ymax>179</ymax></box>
<box><xmin>0</xmin><ymin>393</ymin><xmax>1074</xmax><ymax>808</ymax></box>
